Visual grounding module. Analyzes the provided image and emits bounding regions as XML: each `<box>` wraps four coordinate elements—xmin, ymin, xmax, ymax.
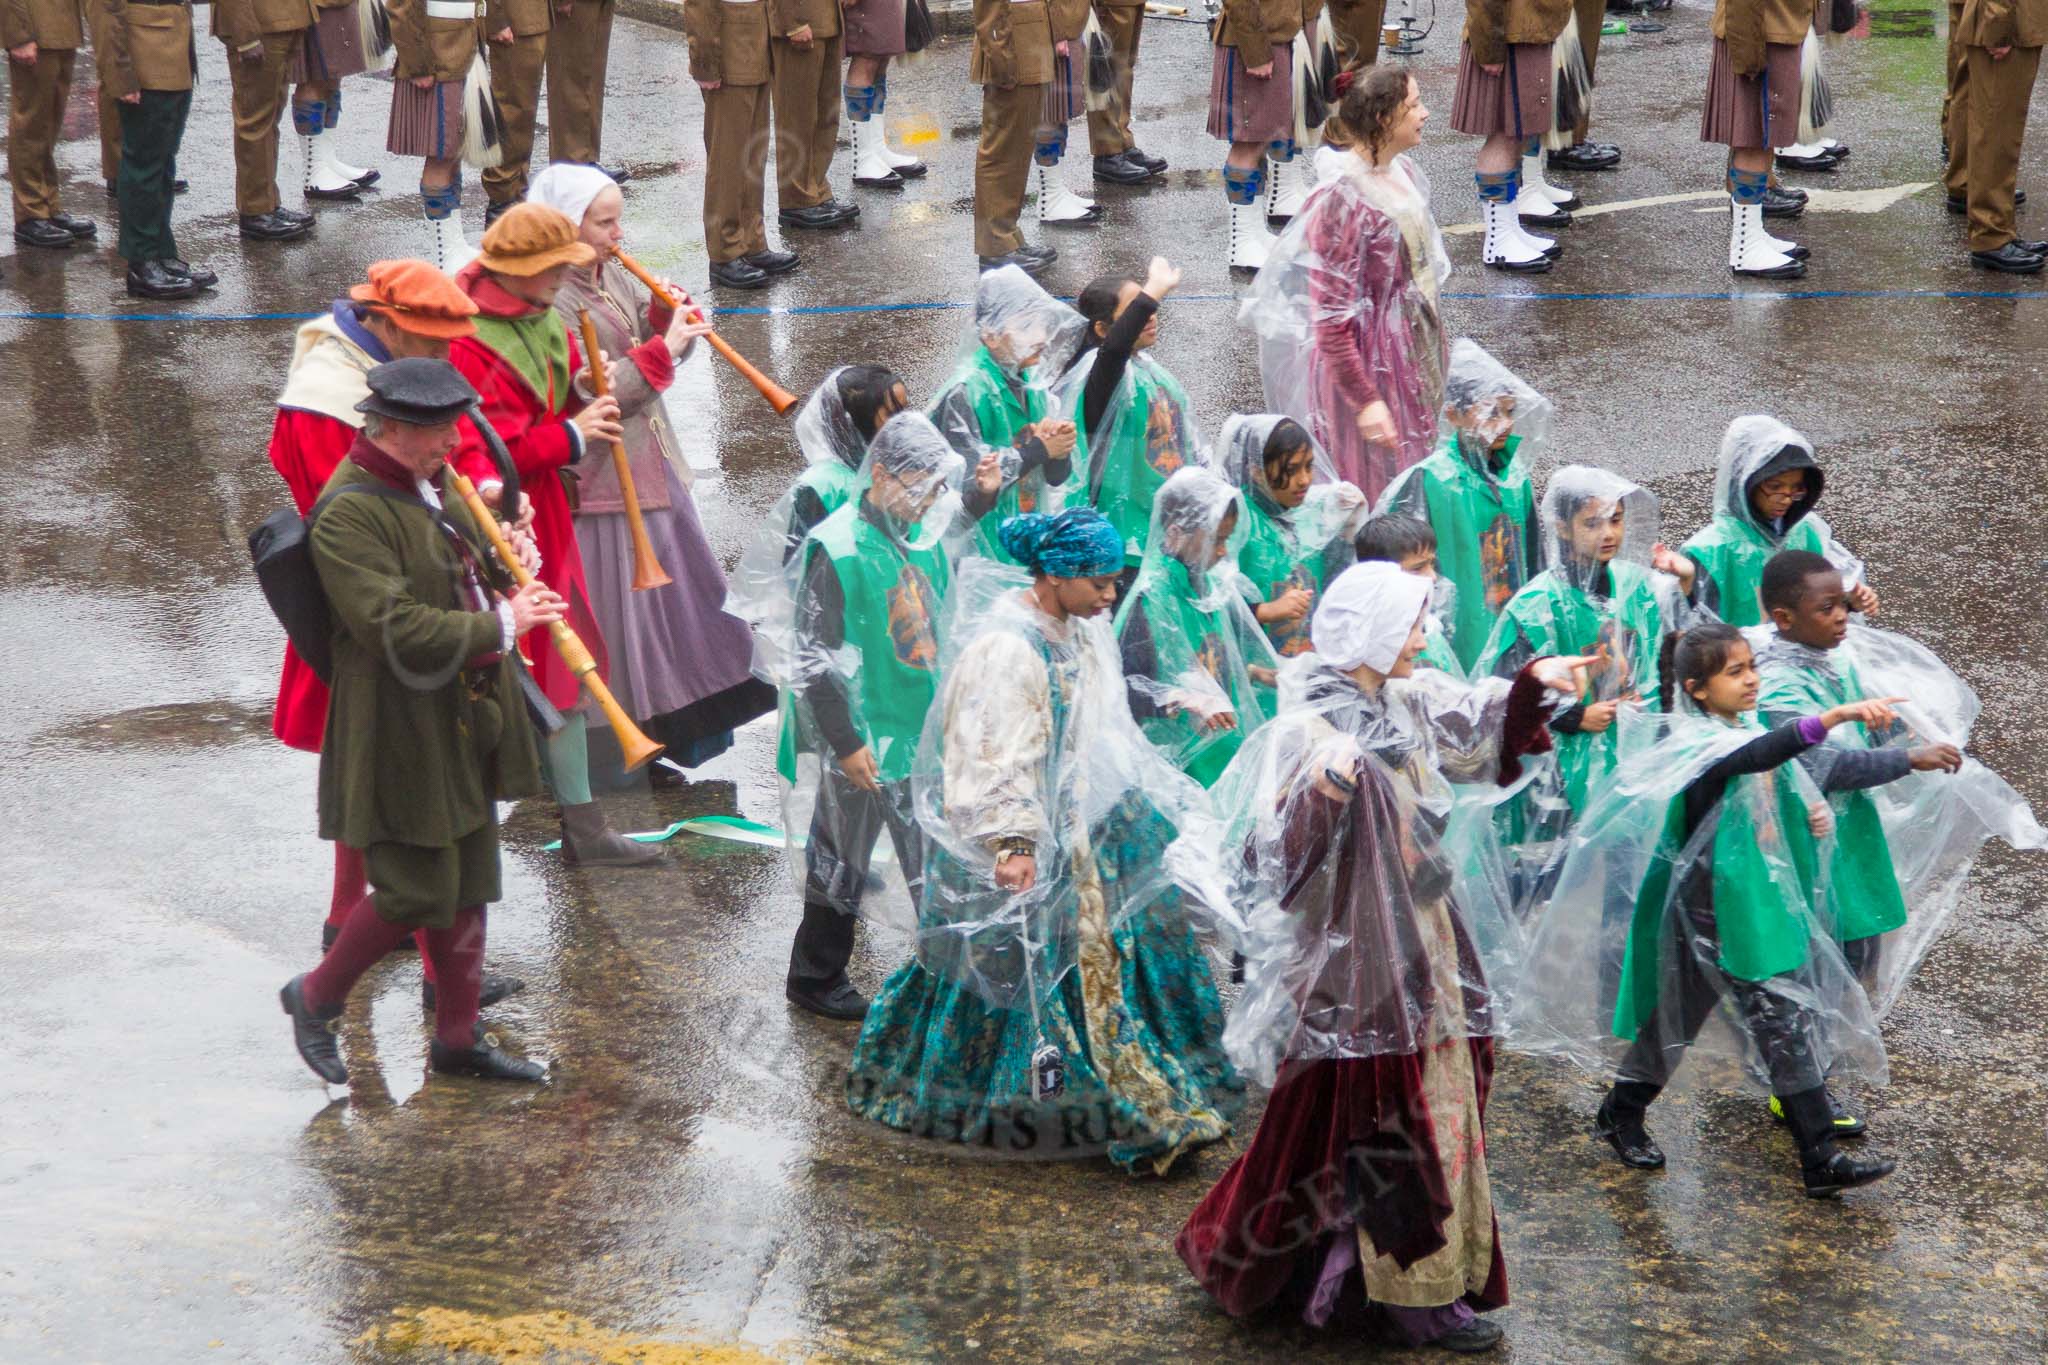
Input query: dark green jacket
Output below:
<box><xmin>312</xmin><ymin>456</ymin><xmax>544</xmax><ymax>850</ymax></box>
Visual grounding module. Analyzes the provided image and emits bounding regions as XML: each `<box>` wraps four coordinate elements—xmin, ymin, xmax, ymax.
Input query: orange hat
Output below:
<box><xmin>475</xmin><ymin>202</ymin><xmax>598</xmax><ymax>277</ymax></box>
<box><xmin>348</xmin><ymin>259</ymin><xmax>480</xmax><ymax>339</ymax></box>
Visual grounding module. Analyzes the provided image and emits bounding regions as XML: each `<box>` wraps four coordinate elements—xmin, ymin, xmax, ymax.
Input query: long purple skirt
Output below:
<box><xmin>574</xmin><ymin>462</ymin><xmax>774</xmax><ymax>746</ymax></box>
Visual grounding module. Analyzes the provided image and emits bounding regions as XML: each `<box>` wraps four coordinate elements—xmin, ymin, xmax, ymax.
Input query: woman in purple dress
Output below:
<box><xmin>1244</xmin><ymin>66</ymin><xmax>1448</xmax><ymax>507</ymax></box>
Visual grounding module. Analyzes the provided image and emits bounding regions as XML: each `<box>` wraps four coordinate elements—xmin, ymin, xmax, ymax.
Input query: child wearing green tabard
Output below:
<box><xmin>1053</xmin><ymin>255</ymin><xmax>1206</xmax><ymax>581</ymax></box>
<box><xmin>1219</xmin><ymin>413</ymin><xmax>1367</xmax><ymax>662</ymax></box>
<box><xmin>1114</xmin><ymin>467</ymin><xmax>1280</xmax><ymax>787</ymax></box>
<box><xmin>929</xmin><ymin>265</ymin><xmax>1083</xmax><ymax>565</ymax></box>
<box><xmin>1376</xmin><ymin>339</ymin><xmax>1546</xmax><ymax>672</ymax></box>
<box><xmin>1586</xmin><ymin>623</ymin><xmax>1904</xmax><ymax>1198</ymax></box>
<box><xmin>1672</xmin><ymin>414</ymin><xmax>1880</xmax><ymax>628</ymax></box>
<box><xmin>1353</xmin><ymin>513</ymin><xmax>1464</xmax><ymax>679</ymax></box>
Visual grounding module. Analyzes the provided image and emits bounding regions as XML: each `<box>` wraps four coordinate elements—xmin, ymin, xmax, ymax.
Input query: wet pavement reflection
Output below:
<box><xmin>4</xmin><ymin>4</ymin><xmax>2048</xmax><ymax>1361</ymax></box>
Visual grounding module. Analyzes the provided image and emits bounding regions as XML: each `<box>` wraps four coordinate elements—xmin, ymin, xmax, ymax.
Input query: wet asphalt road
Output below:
<box><xmin>5</xmin><ymin>4</ymin><xmax>2048</xmax><ymax>1361</ymax></box>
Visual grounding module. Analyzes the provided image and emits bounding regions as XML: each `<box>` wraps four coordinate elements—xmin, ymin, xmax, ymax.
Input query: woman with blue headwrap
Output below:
<box><xmin>846</xmin><ymin>508</ymin><xmax>1246</xmax><ymax>1173</ymax></box>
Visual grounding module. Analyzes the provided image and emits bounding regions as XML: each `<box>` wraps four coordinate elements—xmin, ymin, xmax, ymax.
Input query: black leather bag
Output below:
<box><xmin>247</xmin><ymin>484</ymin><xmax>412</xmax><ymax>684</ymax></box>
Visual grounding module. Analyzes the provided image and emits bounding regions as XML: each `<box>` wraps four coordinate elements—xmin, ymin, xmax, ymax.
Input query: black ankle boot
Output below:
<box><xmin>1594</xmin><ymin>1091</ymin><xmax>1666</xmax><ymax>1169</ymax></box>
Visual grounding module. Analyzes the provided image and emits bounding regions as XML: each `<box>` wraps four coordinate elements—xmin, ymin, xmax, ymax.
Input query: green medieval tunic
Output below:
<box><xmin>1379</xmin><ymin>431</ymin><xmax>1538</xmax><ymax>671</ymax></box>
<box><xmin>310</xmin><ymin>447</ymin><xmax>543</xmax><ymax>928</ymax></box>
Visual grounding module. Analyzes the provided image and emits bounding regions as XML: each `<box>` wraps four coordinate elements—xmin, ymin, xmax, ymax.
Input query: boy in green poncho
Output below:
<box><xmin>1755</xmin><ymin>551</ymin><xmax>1962</xmax><ymax>999</ymax></box>
<box><xmin>1587</xmin><ymin>623</ymin><xmax>1904</xmax><ymax>1198</ymax></box>
<box><xmin>783</xmin><ymin>414</ymin><xmax>976</xmax><ymax>1022</ymax></box>
<box><xmin>1218</xmin><ymin>413</ymin><xmax>1365</xmax><ymax>660</ymax></box>
<box><xmin>1477</xmin><ymin>465</ymin><xmax>1701</xmax><ymax>820</ymax></box>
<box><xmin>930</xmin><ymin>265</ymin><xmax>1081</xmax><ymax>565</ymax></box>
<box><xmin>1672</xmin><ymin>414</ymin><xmax>1881</xmax><ymax>628</ymax></box>
<box><xmin>1115</xmin><ymin>467</ymin><xmax>1280</xmax><ymax>787</ymax></box>
<box><xmin>1378</xmin><ymin>339</ymin><xmax>1546</xmax><ymax>672</ymax></box>
<box><xmin>1353</xmin><ymin>513</ymin><xmax>1464</xmax><ymax>678</ymax></box>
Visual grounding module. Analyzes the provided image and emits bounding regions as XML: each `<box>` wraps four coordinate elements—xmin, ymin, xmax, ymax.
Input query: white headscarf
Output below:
<box><xmin>1311</xmin><ymin>560</ymin><xmax>1432</xmax><ymax>674</ymax></box>
<box><xmin>526</xmin><ymin>163</ymin><xmax>617</xmax><ymax>229</ymax></box>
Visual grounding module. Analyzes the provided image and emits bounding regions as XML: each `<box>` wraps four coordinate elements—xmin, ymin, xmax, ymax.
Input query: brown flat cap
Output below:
<box><xmin>348</xmin><ymin>258</ymin><xmax>480</xmax><ymax>339</ymax></box>
<box><xmin>475</xmin><ymin>202</ymin><xmax>598</xmax><ymax>277</ymax></box>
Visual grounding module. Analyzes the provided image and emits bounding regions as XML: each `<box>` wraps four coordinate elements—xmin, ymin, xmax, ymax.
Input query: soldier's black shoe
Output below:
<box><xmin>429</xmin><ymin>1033</ymin><xmax>547</xmax><ymax>1081</ymax></box>
<box><xmin>240</xmin><ymin>211</ymin><xmax>312</xmax><ymax>241</ymax></box>
<box><xmin>1093</xmin><ymin>151</ymin><xmax>1156</xmax><ymax>184</ymax></box>
<box><xmin>422</xmin><ymin>973</ymin><xmax>527</xmax><ymax>1012</ymax></box>
<box><xmin>1775</xmin><ymin>148</ymin><xmax>1839</xmax><ymax>172</ymax></box>
<box><xmin>979</xmin><ymin>248</ymin><xmax>1053</xmax><ymax>276</ymax></box>
<box><xmin>1971</xmin><ymin>242</ymin><xmax>2046</xmax><ymax>273</ymax></box>
<box><xmin>786</xmin><ymin>979</ymin><xmax>870</xmax><ymax>1021</ymax></box>
<box><xmin>778</xmin><ymin>202</ymin><xmax>858</xmax><ymax>230</ymax></box>
<box><xmin>709</xmin><ymin>258</ymin><xmax>769</xmax><ymax>290</ymax></box>
<box><xmin>126</xmin><ymin>259</ymin><xmax>199</xmax><ymax>299</ymax></box>
<box><xmin>1124</xmin><ymin>146</ymin><xmax>1168</xmax><ymax>174</ymax></box>
<box><xmin>1803</xmin><ymin>1150</ymin><xmax>1896</xmax><ymax>1198</ymax></box>
<box><xmin>741</xmin><ymin>248</ymin><xmax>800</xmax><ymax>275</ymax></box>
<box><xmin>483</xmin><ymin>197</ymin><xmax>515</xmax><ymax>227</ymax></box>
<box><xmin>280</xmin><ymin>975</ymin><xmax>348</xmax><ymax>1084</ymax></box>
<box><xmin>1549</xmin><ymin>142</ymin><xmax>1621</xmax><ymax>172</ymax></box>
<box><xmin>1761</xmin><ymin>186</ymin><xmax>1807</xmax><ymax>219</ymax></box>
<box><xmin>1594</xmin><ymin>1095</ymin><xmax>1667</xmax><ymax>1169</ymax></box>
<box><xmin>595</xmin><ymin>163</ymin><xmax>631</xmax><ymax>184</ymax></box>
<box><xmin>273</xmin><ymin>205</ymin><xmax>313</xmax><ymax>226</ymax></box>
<box><xmin>14</xmin><ymin>218</ymin><xmax>76</xmax><ymax>248</ymax></box>
<box><xmin>50</xmin><ymin>212</ymin><xmax>97</xmax><ymax>239</ymax></box>
<box><xmin>162</xmin><ymin>258</ymin><xmax>218</xmax><ymax>288</ymax></box>
<box><xmin>1949</xmin><ymin>189</ymin><xmax>2026</xmax><ymax>214</ymax></box>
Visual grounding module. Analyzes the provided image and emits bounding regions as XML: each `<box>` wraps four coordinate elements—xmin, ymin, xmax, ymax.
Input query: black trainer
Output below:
<box><xmin>280</xmin><ymin>975</ymin><xmax>348</xmax><ymax>1084</ymax></box>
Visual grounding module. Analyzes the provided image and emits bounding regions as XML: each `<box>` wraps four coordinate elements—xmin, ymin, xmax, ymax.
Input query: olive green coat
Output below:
<box><xmin>311</xmin><ymin>458</ymin><xmax>544</xmax><ymax>852</ymax></box>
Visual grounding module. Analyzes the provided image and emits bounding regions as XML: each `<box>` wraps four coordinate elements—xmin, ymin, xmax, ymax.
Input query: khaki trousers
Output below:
<box><xmin>545</xmin><ymin>0</ymin><xmax>613</xmax><ymax>164</ymax></box>
<box><xmin>702</xmin><ymin>81</ymin><xmax>770</xmax><ymax>262</ymax></box>
<box><xmin>228</xmin><ymin>30</ymin><xmax>304</xmax><ymax>215</ymax></box>
<box><xmin>770</xmin><ymin>30</ymin><xmax>844</xmax><ymax>210</ymax></box>
<box><xmin>1084</xmin><ymin>4</ymin><xmax>1141</xmax><ymax>156</ymax></box>
<box><xmin>976</xmin><ymin>81</ymin><xmax>1041</xmax><ymax>256</ymax></box>
<box><xmin>98</xmin><ymin>78</ymin><xmax>123</xmax><ymax>183</ymax></box>
<box><xmin>484</xmin><ymin>30</ymin><xmax>547</xmax><ymax>203</ymax></box>
<box><xmin>1573</xmin><ymin>0</ymin><xmax>1603</xmax><ymax>141</ymax></box>
<box><xmin>1941</xmin><ymin>0</ymin><xmax>1961</xmax><ymax>139</ymax></box>
<box><xmin>1326</xmin><ymin>0</ymin><xmax>1386</xmax><ymax>69</ymax></box>
<box><xmin>1950</xmin><ymin>42</ymin><xmax>2040</xmax><ymax>250</ymax></box>
<box><xmin>8</xmin><ymin>46</ymin><xmax>77</xmax><ymax>221</ymax></box>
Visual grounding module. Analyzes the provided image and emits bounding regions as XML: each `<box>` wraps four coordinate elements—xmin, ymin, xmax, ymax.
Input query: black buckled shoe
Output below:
<box><xmin>1949</xmin><ymin>189</ymin><xmax>2027</xmax><ymax>214</ymax></box>
<box><xmin>1971</xmin><ymin>241</ymin><xmax>2046</xmax><ymax>273</ymax></box>
<box><xmin>422</xmin><ymin>972</ymin><xmax>528</xmax><ymax>1012</ymax></box>
<box><xmin>125</xmin><ymin>259</ymin><xmax>200</xmax><ymax>299</ymax></box>
<box><xmin>50</xmin><ymin>211</ymin><xmax>97</xmax><ymax>239</ymax></box>
<box><xmin>280</xmin><ymin>975</ymin><xmax>348</xmax><ymax>1084</ymax></box>
<box><xmin>239</xmin><ymin>211</ymin><xmax>312</xmax><ymax>241</ymax></box>
<box><xmin>14</xmin><ymin>218</ymin><xmax>76</xmax><ymax>249</ymax></box>
<box><xmin>708</xmin><ymin>258</ymin><xmax>770</xmax><ymax>289</ymax></box>
<box><xmin>777</xmin><ymin>202</ymin><xmax>858</xmax><ymax>230</ymax></box>
<box><xmin>741</xmin><ymin>247</ymin><xmax>800</xmax><ymax>275</ymax></box>
<box><xmin>1593</xmin><ymin>1095</ymin><xmax>1667</xmax><ymax>1169</ymax></box>
<box><xmin>429</xmin><ymin>1030</ymin><xmax>548</xmax><ymax>1082</ymax></box>
<box><xmin>1431</xmin><ymin>1318</ymin><xmax>1505</xmax><ymax>1353</ymax></box>
<box><xmin>1125</xmin><ymin>146</ymin><xmax>1168</xmax><ymax>175</ymax></box>
<box><xmin>1761</xmin><ymin>186</ymin><xmax>1807</xmax><ymax>220</ymax></box>
<box><xmin>1775</xmin><ymin>147</ymin><xmax>1839</xmax><ymax>172</ymax></box>
<box><xmin>163</xmin><ymin>258</ymin><xmax>218</xmax><ymax>288</ymax></box>
<box><xmin>1549</xmin><ymin>142</ymin><xmax>1621</xmax><ymax>172</ymax></box>
<box><xmin>1093</xmin><ymin>151</ymin><xmax>1156</xmax><ymax>185</ymax></box>
<box><xmin>1803</xmin><ymin>1150</ymin><xmax>1896</xmax><ymax>1198</ymax></box>
<box><xmin>786</xmin><ymin>978</ymin><xmax>871</xmax><ymax>1021</ymax></box>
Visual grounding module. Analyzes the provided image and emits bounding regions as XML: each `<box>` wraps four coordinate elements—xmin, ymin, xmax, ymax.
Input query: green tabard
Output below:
<box><xmin>1382</xmin><ymin>432</ymin><xmax>1536</xmax><ymax>670</ymax></box>
<box><xmin>932</xmin><ymin>346</ymin><xmax>1055</xmax><ymax>565</ymax></box>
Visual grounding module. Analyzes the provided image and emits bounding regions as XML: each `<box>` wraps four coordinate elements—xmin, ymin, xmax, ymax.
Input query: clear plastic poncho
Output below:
<box><xmin>1241</xmin><ymin>149</ymin><xmax>1451</xmax><ymax>503</ymax></box>
<box><xmin>1508</xmin><ymin>704</ymin><xmax>1890</xmax><ymax>1097</ymax></box>
<box><xmin>910</xmin><ymin>557</ymin><xmax>1236</xmax><ymax>1013</ymax></box>
<box><xmin>1752</xmin><ymin>622</ymin><xmax>2047</xmax><ymax>1017</ymax></box>
<box><xmin>1051</xmin><ymin>331</ymin><xmax>1206</xmax><ymax>567</ymax></box>
<box><xmin>733</xmin><ymin>367</ymin><xmax>888</xmax><ymax>688</ymax></box>
<box><xmin>1113</xmin><ymin>467</ymin><xmax>1281</xmax><ymax>788</ymax></box>
<box><xmin>928</xmin><ymin>267</ymin><xmax>1088</xmax><ymax>565</ymax></box>
<box><xmin>1218</xmin><ymin>413</ymin><xmax>1368</xmax><ymax>661</ymax></box>
<box><xmin>1378</xmin><ymin>339</ymin><xmax>1551</xmax><ymax>672</ymax></box>
<box><xmin>1216</xmin><ymin>652</ymin><xmax>1547</xmax><ymax>1089</ymax></box>
<box><xmin>1682</xmin><ymin>415</ymin><xmax>1867</xmax><ymax>628</ymax></box>
<box><xmin>776</xmin><ymin>413</ymin><xmax>969</xmax><ymax>921</ymax></box>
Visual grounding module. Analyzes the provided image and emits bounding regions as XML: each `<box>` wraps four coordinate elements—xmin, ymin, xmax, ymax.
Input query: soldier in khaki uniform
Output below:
<box><xmin>971</xmin><ymin>0</ymin><xmax>1057</xmax><ymax>274</ymax></box>
<box><xmin>1084</xmin><ymin>0</ymin><xmax>1164</xmax><ymax>184</ymax></box>
<box><xmin>769</xmin><ymin>0</ymin><xmax>858</xmax><ymax>230</ymax></box>
<box><xmin>7</xmin><ymin>0</ymin><xmax>100</xmax><ymax>249</ymax></box>
<box><xmin>1947</xmin><ymin>0</ymin><xmax>2048</xmax><ymax>271</ymax></box>
<box><xmin>687</xmin><ymin>0</ymin><xmax>800</xmax><ymax>288</ymax></box>
<box><xmin>481</xmin><ymin>0</ymin><xmax>549</xmax><ymax>220</ymax></box>
<box><xmin>545</xmin><ymin>0</ymin><xmax>623</xmax><ymax>178</ymax></box>
<box><xmin>213</xmin><ymin>0</ymin><xmax>318</xmax><ymax>239</ymax></box>
<box><xmin>89</xmin><ymin>0</ymin><xmax>217</xmax><ymax>297</ymax></box>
